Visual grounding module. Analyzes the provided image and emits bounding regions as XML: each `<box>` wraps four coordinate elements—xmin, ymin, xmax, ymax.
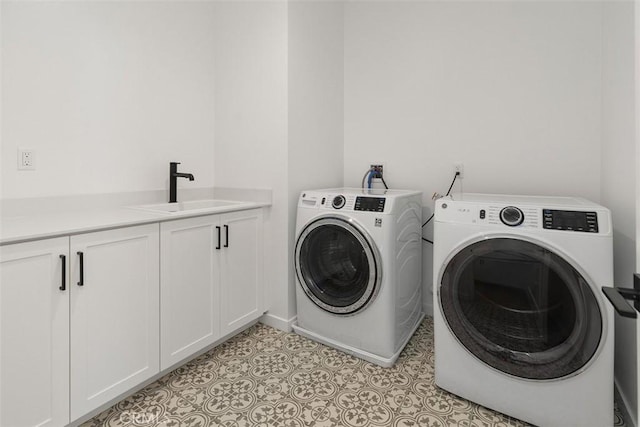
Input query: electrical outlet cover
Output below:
<box><xmin>18</xmin><ymin>148</ymin><xmax>35</xmax><ymax>170</ymax></box>
<box><xmin>454</xmin><ymin>162</ymin><xmax>464</xmax><ymax>179</ymax></box>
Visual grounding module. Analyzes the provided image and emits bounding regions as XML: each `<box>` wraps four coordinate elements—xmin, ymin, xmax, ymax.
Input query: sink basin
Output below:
<box><xmin>130</xmin><ymin>199</ymin><xmax>245</xmax><ymax>214</ymax></box>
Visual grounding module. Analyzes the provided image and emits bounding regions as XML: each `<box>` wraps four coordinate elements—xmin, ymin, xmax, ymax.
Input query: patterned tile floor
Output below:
<box><xmin>83</xmin><ymin>317</ymin><xmax>626</xmax><ymax>427</ymax></box>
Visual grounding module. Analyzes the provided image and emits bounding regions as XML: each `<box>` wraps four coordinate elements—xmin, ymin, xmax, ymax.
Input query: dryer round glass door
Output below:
<box><xmin>295</xmin><ymin>217</ymin><xmax>381</xmax><ymax>315</ymax></box>
<box><xmin>439</xmin><ymin>237</ymin><xmax>602</xmax><ymax>380</ymax></box>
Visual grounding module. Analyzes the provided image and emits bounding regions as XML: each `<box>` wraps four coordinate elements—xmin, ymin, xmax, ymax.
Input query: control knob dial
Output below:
<box><xmin>500</xmin><ymin>206</ymin><xmax>524</xmax><ymax>227</ymax></box>
<box><xmin>332</xmin><ymin>195</ymin><xmax>346</xmax><ymax>209</ymax></box>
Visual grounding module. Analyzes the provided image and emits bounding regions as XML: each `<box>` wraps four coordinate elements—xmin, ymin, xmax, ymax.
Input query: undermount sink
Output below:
<box><xmin>130</xmin><ymin>199</ymin><xmax>246</xmax><ymax>214</ymax></box>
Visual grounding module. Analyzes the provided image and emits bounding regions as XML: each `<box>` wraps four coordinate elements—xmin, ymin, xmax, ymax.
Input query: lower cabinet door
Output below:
<box><xmin>220</xmin><ymin>209</ymin><xmax>264</xmax><ymax>336</ymax></box>
<box><xmin>0</xmin><ymin>237</ymin><xmax>70</xmax><ymax>427</ymax></box>
<box><xmin>70</xmin><ymin>225</ymin><xmax>159</xmax><ymax>421</ymax></box>
<box><xmin>160</xmin><ymin>215</ymin><xmax>221</xmax><ymax>370</ymax></box>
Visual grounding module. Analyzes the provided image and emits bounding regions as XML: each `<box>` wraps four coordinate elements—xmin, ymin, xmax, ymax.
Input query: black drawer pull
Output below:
<box><xmin>77</xmin><ymin>251</ymin><xmax>84</xmax><ymax>286</ymax></box>
<box><xmin>216</xmin><ymin>226</ymin><xmax>221</xmax><ymax>250</ymax></box>
<box><xmin>224</xmin><ymin>225</ymin><xmax>229</xmax><ymax>248</ymax></box>
<box><xmin>59</xmin><ymin>254</ymin><xmax>66</xmax><ymax>291</ymax></box>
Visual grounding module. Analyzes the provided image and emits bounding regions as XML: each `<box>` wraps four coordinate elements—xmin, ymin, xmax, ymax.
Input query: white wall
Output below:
<box><xmin>288</xmin><ymin>1</ymin><xmax>345</xmax><ymax>322</ymax></box>
<box><xmin>601</xmin><ymin>1</ymin><xmax>637</xmax><ymax>425</ymax></box>
<box><xmin>212</xmin><ymin>1</ymin><xmax>290</xmax><ymax>326</ymax></box>
<box><xmin>1</xmin><ymin>1</ymin><xmax>216</xmax><ymax>199</ymax></box>
<box><xmin>343</xmin><ymin>1</ymin><xmax>604</xmax><ymax>314</ymax></box>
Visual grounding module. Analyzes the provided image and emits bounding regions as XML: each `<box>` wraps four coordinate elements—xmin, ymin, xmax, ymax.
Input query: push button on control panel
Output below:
<box><xmin>479</xmin><ymin>209</ymin><xmax>486</xmax><ymax>219</ymax></box>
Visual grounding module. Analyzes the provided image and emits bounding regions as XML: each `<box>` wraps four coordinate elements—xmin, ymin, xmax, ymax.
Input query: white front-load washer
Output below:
<box><xmin>433</xmin><ymin>193</ymin><xmax>614</xmax><ymax>427</ymax></box>
<box><xmin>293</xmin><ymin>188</ymin><xmax>424</xmax><ymax>367</ymax></box>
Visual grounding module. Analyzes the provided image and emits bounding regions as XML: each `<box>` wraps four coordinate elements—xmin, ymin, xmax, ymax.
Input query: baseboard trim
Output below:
<box><xmin>260</xmin><ymin>312</ymin><xmax>297</xmax><ymax>332</ymax></box>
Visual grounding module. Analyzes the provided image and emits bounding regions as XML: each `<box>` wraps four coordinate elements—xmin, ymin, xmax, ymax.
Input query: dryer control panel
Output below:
<box><xmin>435</xmin><ymin>194</ymin><xmax>611</xmax><ymax>235</ymax></box>
<box><xmin>542</xmin><ymin>209</ymin><xmax>598</xmax><ymax>233</ymax></box>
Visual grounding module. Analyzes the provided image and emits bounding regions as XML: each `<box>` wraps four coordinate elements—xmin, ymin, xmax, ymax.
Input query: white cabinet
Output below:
<box><xmin>69</xmin><ymin>225</ymin><xmax>159</xmax><ymax>420</ymax></box>
<box><xmin>219</xmin><ymin>210</ymin><xmax>264</xmax><ymax>336</ymax></box>
<box><xmin>160</xmin><ymin>209</ymin><xmax>263</xmax><ymax>369</ymax></box>
<box><xmin>1</xmin><ymin>207</ymin><xmax>263</xmax><ymax>424</ymax></box>
<box><xmin>160</xmin><ymin>215</ymin><xmax>220</xmax><ymax>369</ymax></box>
<box><xmin>0</xmin><ymin>237</ymin><xmax>70</xmax><ymax>427</ymax></box>
<box><xmin>0</xmin><ymin>224</ymin><xmax>159</xmax><ymax>426</ymax></box>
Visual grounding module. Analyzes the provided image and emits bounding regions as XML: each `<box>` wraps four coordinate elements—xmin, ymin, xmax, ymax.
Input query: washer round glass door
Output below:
<box><xmin>440</xmin><ymin>237</ymin><xmax>602</xmax><ymax>380</ymax></box>
<box><xmin>295</xmin><ymin>217</ymin><xmax>381</xmax><ymax>315</ymax></box>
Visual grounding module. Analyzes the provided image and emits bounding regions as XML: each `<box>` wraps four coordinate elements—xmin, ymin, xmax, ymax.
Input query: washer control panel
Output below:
<box><xmin>543</xmin><ymin>209</ymin><xmax>598</xmax><ymax>233</ymax></box>
<box><xmin>354</xmin><ymin>197</ymin><xmax>386</xmax><ymax>212</ymax></box>
<box><xmin>309</xmin><ymin>194</ymin><xmax>387</xmax><ymax>212</ymax></box>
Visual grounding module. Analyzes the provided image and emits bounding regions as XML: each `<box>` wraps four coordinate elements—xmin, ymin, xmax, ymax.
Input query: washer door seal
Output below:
<box><xmin>440</xmin><ymin>237</ymin><xmax>602</xmax><ymax>380</ymax></box>
<box><xmin>295</xmin><ymin>216</ymin><xmax>382</xmax><ymax>315</ymax></box>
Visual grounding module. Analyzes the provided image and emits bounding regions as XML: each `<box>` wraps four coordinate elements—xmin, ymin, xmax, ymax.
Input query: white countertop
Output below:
<box><xmin>0</xmin><ymin>188</ymin><xmax>271</xmax><ymax>245</ymax></box>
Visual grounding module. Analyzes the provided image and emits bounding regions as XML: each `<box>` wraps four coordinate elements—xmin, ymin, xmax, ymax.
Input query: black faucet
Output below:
<box><xmin>169</xmin><ymin>162</ymin><xmax>195</xmax><ymax>203</ymax></box>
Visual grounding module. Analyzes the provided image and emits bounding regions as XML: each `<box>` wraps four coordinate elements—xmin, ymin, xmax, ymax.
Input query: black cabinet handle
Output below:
<box><xmin>216</xmin><ymin>226</ymin><xmax>221</xmax><ymax>250</ymax></box>
<box><xmin>59</xmin><ymin>254</ymin><xmax>66</xmax><ymax>291</ymax></box>
<box><xmin>224</xmin><ymin>225</ymin><xmax>229</xmax><ymax>248</ymax></box>
<box><xmin>602</xmin><ymin>286</ymin><xmax>637</xmax><ymax>318</ymax></box>
<box><xmin>77</xmin><ymin>251</ymin><xmax>84</xmax><ymax>286</ymax></box>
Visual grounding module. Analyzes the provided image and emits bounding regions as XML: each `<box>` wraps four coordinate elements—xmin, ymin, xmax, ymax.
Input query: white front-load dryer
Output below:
<box><xmin>293</xmin><ymin>188</ymin><xmax>424</xmax><ymax>367</ymax></box>
<box><xmin>433</xmin><ymin>193</ymin><xmax>614</xmax><ymax>427</ymax></box>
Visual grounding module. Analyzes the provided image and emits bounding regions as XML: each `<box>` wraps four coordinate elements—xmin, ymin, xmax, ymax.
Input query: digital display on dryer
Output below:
<box><xmin>543</xmin><ymin>209</ymin><xmax>598</xmax><ymax>233</ymax></box>
<box><xmin>355</xmin><ymin>197</ymin><xmax>386</xmax><ymax>212</ymax></box>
